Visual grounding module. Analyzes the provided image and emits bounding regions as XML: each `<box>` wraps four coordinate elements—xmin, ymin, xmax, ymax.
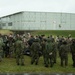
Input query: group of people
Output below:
<box><xmin>0</xmin><ymin>32</ymin><xmax>75</xmax><ymax>68</ymax></box>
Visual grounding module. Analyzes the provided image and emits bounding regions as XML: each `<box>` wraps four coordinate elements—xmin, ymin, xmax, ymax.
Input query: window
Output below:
<box><xmin>8</xmin><ymin>22</ymin><xmax>12</xmax><ymax>26</ymax></box>
<box><xmin>2</xmin><ymin>23</ymin><xmax>6</xmax><ymax>26</ymax></box>
<box><xmin>0</xmin><ymin>24</ymin><xmax>2</xmax><ymax>29</ymax></box>
<box><xmin>59</xmin><ymin>24</ymin><xmax>61</xmax><ymax>28</ymax></box>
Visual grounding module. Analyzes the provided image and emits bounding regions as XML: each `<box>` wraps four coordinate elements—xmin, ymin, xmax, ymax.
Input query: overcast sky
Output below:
<box><xmin>0</xmin><ymin>0</ymin><xmax>75</xmax><ymax>17</ymax></box>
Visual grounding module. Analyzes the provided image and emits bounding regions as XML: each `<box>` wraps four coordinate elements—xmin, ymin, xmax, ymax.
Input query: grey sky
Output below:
<box><xmin>0</xmin><ymin>0</ymin><xmax>75</xmax><ymax>17</ymax></box>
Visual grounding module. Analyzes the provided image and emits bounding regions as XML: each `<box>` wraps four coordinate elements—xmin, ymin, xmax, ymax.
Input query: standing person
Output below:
<box><xmin>52</xmin><ymin>38</ymin><xmax>57</xmax><ymax>63</ymax></box>
<box><xmin>5</xmin><ymin>36</ymin><xmax>10</xmax><ymax>57</ymax></box>
<box><xmin>30</xmin><ymin>39</ymin><xmax>41</xmax><ymax>65</ymax></box>
<box><xmin>41</xmin><ymin>38</ymin><xmax>49</xmax><ymax>67</ymax></box>
<box><xmin>15</xmin><ymin>35</ymin><xmax>24</xmax><ymax>66</ymax></box>
<box><xmin>46</xmin><ymin>38</ymin><xmax>55</xmax><ymax>67</ymax></box>
<box><xmin>8</xmin><ymin>35</ymin><xmax>15</xmax><ymax>58</ymax></box>
<box><xmin>28</xmin><ymin>35</ymin><xmax>35</xmax><ymax>46</ymax></box>
<box><xmin>70</xmin><ymin>39</ymin><xmax>75</xmax><ymax>67</ymax></box>
<box><xmin>0</xmin><ymin>34</ymin><xmax>4</xmax><ymax>62</ymax></box>
<box><xmin>58</xmin><ymin>39</ymin><xmax>63</xmax><ymax>57</ymax></box>
<box><xmin>59</xmin><ymin>41</ymin><xmax>69</xmax><ymax>67</ymax></box>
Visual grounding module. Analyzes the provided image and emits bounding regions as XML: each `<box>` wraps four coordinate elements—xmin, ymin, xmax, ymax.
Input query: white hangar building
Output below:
<box><xmin>0</xmin><ymin>11</ymin><xmax>75</xmax><ymax>30</ymax></box>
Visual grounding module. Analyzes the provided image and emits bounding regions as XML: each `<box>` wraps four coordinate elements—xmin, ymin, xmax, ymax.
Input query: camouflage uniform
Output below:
<box><xmin>4</xmin><ymin>37</ymin><xmax>9</xmax><ymax>57</ymax></box>
<box><xmin>0</xmin><ymin>36</ymin><xmax>4</xmax><ymax>62</ymax></box>
<box><xmin>8</xmin><ymin>37</ymin><xmax>15</xmax><ymax>58</ymax></box>
<box><xmin>46</xmin><ymin>39</ymin><xmax>55</xmax><ymax>67</ymax></box>
<box><xmin>30</xmin><ymin>39</ymin><xmax>41</xmax><ymax>65</ymax></box>
<box><xmin>58</xmin><ymin>40</ymin><xmax>63</xmax><ymax>57</ymax></box>
<box><xmin>59</xmin><ymin>41</ymin><xmax>69</xmax><ymax>67</ymax></box>
<box><xmin>15</xmin><ymin>37</ymin><xmax>24</xmax><ymax>65</ymax></box>
<box><xmin>70</xmin><ymin>39</ymin><xmax>75</xmax><ymax>67</ymax></box>
<box><xmin>53</xmin><ymin>40</ymin><xmax>57</xmax><ymax>63</ymax></box>
<box><xmin>41</xmin><ymin>39</ymin><xmax>49</xmax><ymax>67</ymax></box>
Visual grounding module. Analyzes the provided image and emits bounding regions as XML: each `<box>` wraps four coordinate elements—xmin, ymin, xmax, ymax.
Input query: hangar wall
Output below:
<box><xmin>0</xmin><ymin>11</ymin><xmax>75</xmax><ymax>30</ymax></box>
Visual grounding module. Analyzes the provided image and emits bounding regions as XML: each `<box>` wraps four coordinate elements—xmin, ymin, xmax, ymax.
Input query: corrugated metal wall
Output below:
<box><xmin>0</xmin><ymin>11</ymin><xmax>75</xmax><ymax>30</ymax></box>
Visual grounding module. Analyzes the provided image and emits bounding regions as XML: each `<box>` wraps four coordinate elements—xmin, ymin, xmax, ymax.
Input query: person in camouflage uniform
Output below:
<box><xmin>41</xmin><ymin>38</ymin><xmax>49</xmax><ymax>67</ymax></box>
<box><xmin>59</xmin><ymin>41</ymin><xmax>69</xmax><ymax>67</ymax></box>
<box><xmin>57</xmin><ymin>39</ymin><xmax>62</xmax><ymax>56</ymax></box>
<box><xmin>70</xmin><ymin>39</ymin><xmax>75</xmax><ymax>67</ymax></box>
<box><xmin>52</xmin><ymin>38</ymin><xmax>57</xmax><ymax>63</ymax></box>
<box><xmin>30</xmin><ymin>39</ymin><xmax>41</xmax><ymax>65</ymax></box>
<box><xmin>15</xmin><ymin>35</ymin><xmax>24</xmax><ymax>65</ymax></box>
<box><xmin>8</xmin><ymin>35</ymin><xmax>15</xmax><ymax>58</ymax></box>
<box><xmin>46</xmin><ymin>38</ymin><xmax>56</xmax><ymax>67</ymax></box>
<box><xmin>0</xmin><ymin>34</ymin><xmax>4</xmax><ymax>62</ymax></box>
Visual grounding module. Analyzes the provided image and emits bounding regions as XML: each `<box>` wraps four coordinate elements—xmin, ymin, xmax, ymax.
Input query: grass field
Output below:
<box><xmin>0</xmin><ymin>54</ymin><xmax>75</xmax><ymax>73</ymax></box>
<box><xmin>0</xmin><ymin>30</ymin><xmax>75</xmax><ymax>38</ymax></box>
<box><xmin>31</xmin><ymin>30</ymin><xmax>75</xmax><ymax>38</ymax></box>
<box><xmin>0</xmin><ymin>30</ymin><xmax>13</xmax><ymax>35</ymax></box>
<box><xmin>0</xmin><ymin>30</ymin><xmax>75</xmax><ymax>73</ymax></box>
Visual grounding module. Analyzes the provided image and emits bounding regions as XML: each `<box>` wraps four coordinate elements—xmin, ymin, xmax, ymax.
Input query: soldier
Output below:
<box><xmin>4</xmin><ymin>36</ymin><xmax>10</xmax><ymax>57</ymax></box>
<box><xmin>52</xmin><ymin>38</ymin><xmax>57</xmax><ymax>63</ymax></box>
<box><xmin>46</xmin><ymin>38</ymin><xmax>56</xmax><ymax>67</ymax></box>
<box><xmin>8</xmin><ymin>35</ymin><xmax>15</xmax><ymax>58</ymax></box>
<box><xmin>70</xmin><ymin>39</ymin><xmax>75</xmax><ymax>67</ymax></box>
<box><xmin>59</xmin><ymin>41</ymin><xmax>69</xmax><ymax>67</ymax></box>
<box><xmin>58</xmin><ymin>39</ymin><xmax>63</xmax><ymax>57</ymax></box>
<box><xmin>30</xmin><ymin>39</ymin><xmax>41</xmax><ymax>65</ymax></box>
<box><xmin>28</xmin><ymin>35</ymin><xmax>35</xmax><ymax>46</ymax></box>
<box><xmin>66</xmin><ymin>37</ymin><xmax>72</xmax><ymax>52</ymax></box>
<box><xmin>15</xmin><ymin>35</ymin><xmax>24</xmax><ymax>65</ymax></box>
<box><xmin>41</xmin><ymin>38</ymin><xmax>49</xmax><ymax>67</ymax></box>
<box><xmin>0</xmin><ymin>34</ymin><xmax>4</xmax><ymax>62</ymax></box>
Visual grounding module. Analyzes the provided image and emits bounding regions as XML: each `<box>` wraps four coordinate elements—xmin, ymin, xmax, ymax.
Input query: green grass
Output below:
<box><xmin>31</xmin><ymin>30</ymin><xmax>75</xmax><ymax>38</ymax></box>
<box><xmin>0</xmin><ymin>54</ymin><xmax>75</xmax><ymax>73</ymax></box>
<box><xmin>0</xmin><ymin>29</ymin><xmax>13</xmax><ymax>35</ymax></box>
<box><xmin>0</xmin><ymin>30</ymin><xmax>75</xmax><ymax>38</ymax></box>
<box><xmin>0</xmin><ymin>30</ymin><xmax>75</xmax><ymax>73</ymax></box>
